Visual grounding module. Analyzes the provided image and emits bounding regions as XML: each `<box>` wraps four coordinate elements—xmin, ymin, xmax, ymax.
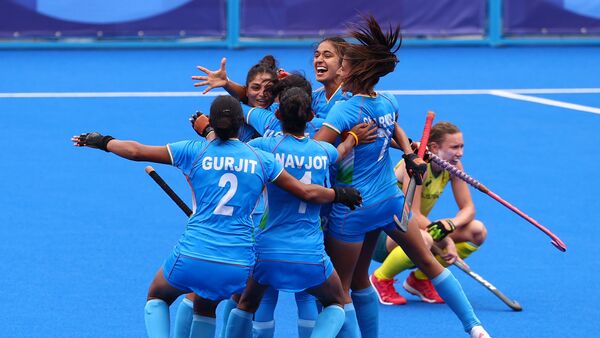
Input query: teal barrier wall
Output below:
<box><xmin>1</xmin><ymin>0</ymin><xmax>599</xmax><ymax>49</ymax></box>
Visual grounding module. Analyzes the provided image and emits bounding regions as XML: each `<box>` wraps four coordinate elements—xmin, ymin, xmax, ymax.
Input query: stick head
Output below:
<box><xmin>551</xmin><ymin>240</ymin><xmax>567</xmax><ymax>252</ymax></box>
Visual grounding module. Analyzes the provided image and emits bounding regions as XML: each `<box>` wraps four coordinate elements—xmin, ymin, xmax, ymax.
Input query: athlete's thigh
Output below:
<box><xmin>306</xmin><ymin>269</ymin><xmax>345</xmax><ymax>307</ymax></box>
<box><xmin>325</xmin><ymin>234</ymin><xmax>363</xmax><ymax>294</ymax></box>
<box><xmin>193</xmin><ymin>295</ymin><xmax>221</xmax><ymax>317</ymax></box>
<box><xmin>147</xmin><ymin>267</ymin><xmax>188</xmax><ymax>305</ymax></box>
<box><xmin>351</xmin><ymin>228</ymin><xmax>382</xmax><ymax>290</ymax></box>
<box><xmin>238</xmin><ymin>275</ymin><xmax>270</xmax><ymax>312</ymax></box>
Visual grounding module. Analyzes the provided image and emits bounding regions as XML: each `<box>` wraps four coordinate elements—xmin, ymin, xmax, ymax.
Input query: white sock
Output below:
<box><xmin>469</xmin><ymin>325</ymin><xmax>491</xmax><ymax>338</ymax></box>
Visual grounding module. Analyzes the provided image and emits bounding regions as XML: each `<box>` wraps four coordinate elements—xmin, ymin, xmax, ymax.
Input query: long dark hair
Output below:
<box><xmin>245</xmin><ymin>55</ymin><xmax>278</xmax><ymax>86</ymax></box>
<box><xmin>279</xmin><ymin>87</ymin><xmax>313</xmax><ymax>134</ymax></box>
<box><xmin>342</xmin><ymin>15</ymin><xmax>401</xmax><ymax>94</ymax></box>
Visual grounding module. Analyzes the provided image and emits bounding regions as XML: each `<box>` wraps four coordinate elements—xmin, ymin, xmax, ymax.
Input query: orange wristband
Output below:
<box><xmin>347</xmin><ymin>131</ymin><xmax>359</xmax><ymax>146</ymax></box>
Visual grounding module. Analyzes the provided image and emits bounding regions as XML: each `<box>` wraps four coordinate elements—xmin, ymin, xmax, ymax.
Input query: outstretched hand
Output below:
<box><xmin>403</xmin><ymin>153</ymin><xmax>427</xmax><ymax>185</ymax></box>
<box><xmin>350</xmin><ymin>121</ymin><xmax>378</xmax><ymax>145</ymax></box>
<box><xmin>332</xmin><ymin>186</ymin><xmax>362</xmax><ymax>210</ymax></box>
<box><xmin>71</xmin><ymin>132</ymin><xmax>114</xmax><ymax>151</ymax></box>
<box><xmin>192</xmin><ymin>57</ymin><xmax>229</xmax><ymax>94</ymax></box>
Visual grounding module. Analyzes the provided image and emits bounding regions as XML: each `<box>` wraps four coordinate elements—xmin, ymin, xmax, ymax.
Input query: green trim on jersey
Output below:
<box><xmin>336</xmin><ymin>151</ymin><xmax>355</xmax><ymax>184</ymax></box>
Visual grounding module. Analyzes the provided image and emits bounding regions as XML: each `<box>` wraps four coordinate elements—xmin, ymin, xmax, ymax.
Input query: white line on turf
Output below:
<box><xmin>489</xmin><ymin>90</ymin><xmax>600</xmax><ymax>115</ymax></box>
<box><xmin>1</xmin><ymin>87</ymin><xmax>600</xmax><ymax>98</ymax></box>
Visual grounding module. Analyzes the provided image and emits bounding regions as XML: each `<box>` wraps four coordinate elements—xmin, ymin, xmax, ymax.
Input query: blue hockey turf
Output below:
<box><xmin>0</xmin><ymin>46</ymin><xmax>598</xmax><ymax>337</ymax></box>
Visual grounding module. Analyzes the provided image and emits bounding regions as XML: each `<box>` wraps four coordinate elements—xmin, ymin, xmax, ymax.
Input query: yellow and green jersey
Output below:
<box><xmin>396</xmin><ymin>160</ymin><xmax>450</xmax><ymax>217</ymax></box>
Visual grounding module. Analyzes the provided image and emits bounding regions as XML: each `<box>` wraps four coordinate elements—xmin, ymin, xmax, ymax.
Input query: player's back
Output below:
<box><xmin>249</xmin><ymin>135</ymin><xmax>338</xmax><ymax>257</ymax></box>
<box><xmin>325</xmin><ymin>92</ymin><xmax>399</xmax><ymax>205</ymax></box>
<box><xmin>168</xmin><ymin>138</ymin><xmax>281</xmax><ymax>266</ymax></box>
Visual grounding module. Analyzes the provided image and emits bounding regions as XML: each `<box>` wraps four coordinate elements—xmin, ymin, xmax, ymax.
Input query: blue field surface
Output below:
<box><xmin>1</xmin><ymin>46</ymin><xmax>599</xmax><ymax>337</ymax></box>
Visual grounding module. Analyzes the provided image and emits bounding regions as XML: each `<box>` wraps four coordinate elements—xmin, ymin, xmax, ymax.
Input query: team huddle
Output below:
<box><xmin>72</xmin><ymin>16</ymin><xmax>491</xmax><ymax>338</ymax></box>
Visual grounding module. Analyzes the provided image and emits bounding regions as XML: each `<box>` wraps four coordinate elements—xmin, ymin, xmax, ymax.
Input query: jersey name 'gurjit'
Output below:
<box><xmin>201</xmin><ymin>156</ymin><xmax>258</xmax><ymax>174</ymax></box>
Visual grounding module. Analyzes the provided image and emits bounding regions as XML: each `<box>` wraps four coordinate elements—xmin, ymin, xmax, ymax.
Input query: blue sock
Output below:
<box><xmin>351</xmin><ymin>287</ymin><xmax>379</xmax><ymax>338</ymax></box>
<box><xmin>255</xmin><ymin>287</ymin><xmax>278</xmax><ymax>322</ymax></box>
<box><xmin>224</xmin><ymin>308</ymin><xmax>253</xmax><ymax>338</ymax></box>
<box><xmin>296</xmin><ymin>292</ymin><xmax>318</xmax><ymax>338</ymax></box>
<box><xmin>219</xmin><ymin>299</ymin><xmax>238</xmax><ymax>338</ymax></box>
<box><xmin>253</xmin><ymin>287</ymin><xmax>278</xmax><ymax>338</ymax></box>
<box><xmin>173</xmin><ymin>297</ymin><xmax>193</xmax><ymax>338</ymax></box>
<box><xmin>311</xmin><ymin>305</ymin><xmax>345</xmax><ymax>338</ymax></box>
<box><xmin>190</xmin><ymin>315</ymin><xmax>216</xmax><ymax>338</ymax></box>
<box><xmin>432</xmin><ymin>268</ymin><xmax>481</xmax><ymax>332</ymax></box>
<box><xmin>253</xmin><ymin>320</ymin><xmax>275</xmax><ymax>338</ymax></box>
<box><xmin>335</xmin><ymin>303</ymin><xmax>360</xmax><ymax>338</ymax></box>
<box><xmin>298</xmin><ymin>319</ymin><xmax>316</xmax><ymax>338</ymax></box>
<box><xmin>144</xmin><ymin>299</ymin><xmax>170</xmax><ymax>338</ymax></box>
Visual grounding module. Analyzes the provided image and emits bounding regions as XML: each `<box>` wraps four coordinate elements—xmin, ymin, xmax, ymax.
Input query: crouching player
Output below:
<box><xmin>371</xmin><ymin>122</ymin><xmax>488</xmax><ymax>306</ymax></box>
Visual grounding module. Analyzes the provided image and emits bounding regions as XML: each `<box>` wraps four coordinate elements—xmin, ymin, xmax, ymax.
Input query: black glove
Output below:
<box><xmin>190</xmin><ymin>111</ymin><xmax>214</xmax><ymax>138</ymax></box>
<box><xmin>427</xmin><ymin>219</ymin><xmax>456</xmax><ymax>241</ymax></box>
<box><xmin>77</xmin><ymin>132</ymin><xmax>114</xmax><ymax>151</ymax></box>
<box><xmin>332</xmin><ymin>186</ymin><xmax>362</xmax><ymax>210</ymax></box>
<box><xmin>402</xmin><ymin>153</ymin><xmax>427</xmax><ymax>185</ymax></box>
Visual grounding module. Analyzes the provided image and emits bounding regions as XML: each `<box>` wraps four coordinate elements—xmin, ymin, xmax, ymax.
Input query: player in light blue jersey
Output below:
<box><xmin>314</xmin><ymin>16</ymin><xmax>491</xmax><ymax>338</ymax></box>
<box><xmin>224</xmin><ymin>87</ymin><xmax>375</xmax><ymax>338</ymax></box>
<box><xmin>312</xmin><ymin>37</ymin><xmax>352</xmax><ymax>119</ymax></box>
<box><xmin>192</xmin><ymin>55</ymin><xmax>280</xmax><ymax>142</ymax></box>
<box><xmin>235</xmin><ymin>73</ymin><xmax>332</xmax><ymax>338</ymax></box>
<box><xmin>185</xmin><ymin>56</ymin><xmax>280</xmax><ymax>338</ymax></box>
<box><xmin>72</xmin><ymin>95</ymin><xmax>363</xmax><ymax>338</ymax></box>
<box><xmin>247</xmin><ymin>73</ymin><xmax>324</xmax><ymax>139</ymax></box>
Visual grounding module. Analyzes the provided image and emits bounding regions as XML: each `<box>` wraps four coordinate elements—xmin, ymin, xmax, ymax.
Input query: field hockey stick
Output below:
<box><xmin>430</xmin><ymin>246</ymin><xmax>522</xmax><ymax>311</ymax></box>
<box><xmin>394</xmin><ymin>111</ymin><xmax>435</xmax><ymax>231</ymax></box>
<box><xmin>145</xmin><ymin>166</ymin><xmax>193</xmax><ymax>217</ymax></box>
<box><xmin>454</xmin><ymin>259</ymin><xmax>523</xmax><ymax>311</ymax></box>
<box><xmin>425</xmin><ymin>153</ymin><xmax>566</xmax><ymax>252</ymax></box>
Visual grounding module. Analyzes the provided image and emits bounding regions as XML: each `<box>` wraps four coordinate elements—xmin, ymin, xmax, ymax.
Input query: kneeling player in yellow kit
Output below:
<box><xmin>371</xmin><ymin>121</ymin><xmax>488</xmax><ymax>305</ymax></box>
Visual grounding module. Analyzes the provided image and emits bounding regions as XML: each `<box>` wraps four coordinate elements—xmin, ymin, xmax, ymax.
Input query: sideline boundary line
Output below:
<box><xmin>489</xmin><ymin>90</ymin><xmax>600</xmax><ymax>115</ymax></box>
<box><xmin>2</xmin><ymin>88</ymin><xmax>598</xmax><ymax>115</ymax></box>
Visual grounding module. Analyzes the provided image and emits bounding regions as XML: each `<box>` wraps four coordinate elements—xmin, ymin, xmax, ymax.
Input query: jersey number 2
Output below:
<box><xmin>214</xmin><ymin>173</ymin><xmax>238</xmax><ymax>216</ymax></box>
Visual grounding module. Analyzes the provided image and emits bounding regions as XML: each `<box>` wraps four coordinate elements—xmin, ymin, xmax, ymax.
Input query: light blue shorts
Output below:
<box><xmin>327</xmin><ymin>193</ymin><xmax>405</xmax><ymax>243</ymax></box>
<box><xmin>253</xmin><ymin>253</ymin><xmax>334</xmax><ymax>293</ymax></box>
<box><xmin>163</xmin><ymin>250</ymin><xmax>252</xmax><ymax>301</ymax></box>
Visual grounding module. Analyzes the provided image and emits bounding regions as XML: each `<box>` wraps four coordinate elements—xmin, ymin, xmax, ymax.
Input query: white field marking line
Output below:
<box><xmin>489</xmin><ymin>90</ymin><xmax>600</xmax><ymax>115</ymax></box>
<box><xmin>0</xmin><ymin>87</ymin><xmax>599</xmax><ymax>98</ymax></box>
<box><xmin>0</xmin><ymin>91</ymin><xmax>205</xmax><ymax>98</ymax></box>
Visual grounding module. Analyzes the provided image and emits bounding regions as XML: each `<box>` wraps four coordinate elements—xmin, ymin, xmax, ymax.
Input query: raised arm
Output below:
<box><xmin>192</xmin><ymin>57</ymin><xmax>247</xmax><ymax>99</ymax></box>
<box><xmin>72</xmin><ymin>132</ymin><xmax>171</xmax><ymax>164</ymax></box>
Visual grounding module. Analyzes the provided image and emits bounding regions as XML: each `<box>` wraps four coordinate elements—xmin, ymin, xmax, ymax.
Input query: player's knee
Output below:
<box><xmin>237</xmin><ymin>296</ymin><xmax>261</xmax><ymax>313</ymax></box>
<box><xmin>469</xmin><ymin>220</ymin><xmax>487</xmax><ymax>246</ymax></box>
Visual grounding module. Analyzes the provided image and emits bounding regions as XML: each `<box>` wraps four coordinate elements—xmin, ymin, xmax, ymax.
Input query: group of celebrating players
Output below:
<box><xmin>72</xmin><ymin>15</ymin><xmax>491</xmax><ymax>338</ymax></box>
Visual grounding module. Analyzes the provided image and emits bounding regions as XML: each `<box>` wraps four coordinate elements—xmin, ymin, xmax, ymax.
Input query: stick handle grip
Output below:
<box><xmin>145</xmin><ymin>166</ymin><xmax>193</xmax><ymax>217</ymax></box>
<box><xmin>417</xmin><ymin>111</ymin><xmax>435</xmax><ymax>158</ymax></box>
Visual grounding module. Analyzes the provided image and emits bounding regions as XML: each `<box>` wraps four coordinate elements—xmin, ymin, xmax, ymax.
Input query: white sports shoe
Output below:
<box><xmin>469</xmin><ymin>325</ymin><xmax>491</xmax><ymax>338</ymax></box>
